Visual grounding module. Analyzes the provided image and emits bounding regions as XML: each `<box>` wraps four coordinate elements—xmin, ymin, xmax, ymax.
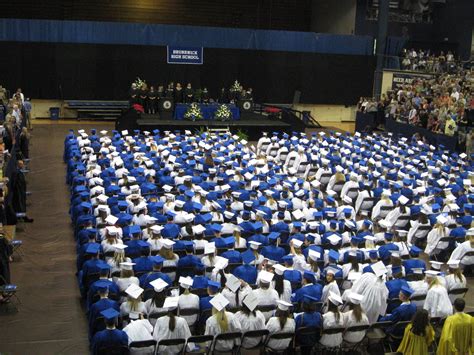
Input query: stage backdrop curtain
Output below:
<box><xmin>0</xmin><ymin>18</ymin><xmax>374</xmax><ymax>55</ymax></box>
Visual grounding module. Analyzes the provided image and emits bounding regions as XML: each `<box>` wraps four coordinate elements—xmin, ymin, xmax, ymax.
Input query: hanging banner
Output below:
<box><xmin>391</xmin><ymin>72</ymin><xmax>434</xmax><ymax>90</ymax></box>
<box><xmin>167</xmin><ymin>46</ymin><xmax>203</xmax><ymax>65</ymax></box>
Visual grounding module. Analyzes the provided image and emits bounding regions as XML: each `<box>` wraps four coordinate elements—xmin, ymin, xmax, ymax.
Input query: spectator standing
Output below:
<box><xmin>397</xmin><ymin>309</ymin><xmax>434</xmax><ymax>354</ymax></box>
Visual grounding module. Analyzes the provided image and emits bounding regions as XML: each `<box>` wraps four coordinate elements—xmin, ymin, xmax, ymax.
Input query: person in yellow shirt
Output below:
<box><xmin>397</xmin><ymin>309</ymin><xmax>435</xmax><ymax>354</ymax></box>
<box><xmin>444</xmin><ymin>115</ymin><xmax>457</xmax><ymax>136</ymax></box>
<box><xmin>437</xmin><ymin>298</ymin><xmax>474</xmax><ymax>355</ymax></box>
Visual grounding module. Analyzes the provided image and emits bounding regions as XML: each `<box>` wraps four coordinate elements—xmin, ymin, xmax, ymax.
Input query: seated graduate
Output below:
<box><xmin>91</xmin><ymin>308</ymin><xmax>128</xmax><ymax>355</ymax></box>
<box><xmin>144</xmin><ymin>278</ymin><xmax>169</xmax><ymax>325</ymax></box>
<box><xmin>444</xmin><ymin>260</ymin><xmax>467</xmax><ymax>301</ymax></box>
<box><xmin>234</xmin><ymin>292</ymin><xmax>266</xmax><ymax>348</ymax></box>
<box><xmin>232</xmin><ymin>250</ymin><xmax>258</xmax><ymax>285</ymax></box>
<box><xmin>342</xmin><ymin>292</ymin><xmax>370</xmax><ymax>344</ymax></box>
<box><xmin>320</xmin><ymin>292</ymin><xmax>345</xmax><ymax>349</ymax></box>
<box><xmin>295</xmin><ymin>295</ymin><xmax>322</xmax><ymax>329</ymax></box>
<box><xmin>437</xmin><ymin>298</ymin><xmax>474</xmax><ymax>355</ymax></box>
<box><xmin>205</xmin><ymin>293</ymin><xmax>242</xmax><ymax>352</ymax></box>
<box><xmin>120</xmin><ymin>284</ymin><xmax>146</xmax><ymax>325</ymax></box>
<box><xmin>251</xmin><ymin>270</ymin><xmax>279</xmax><ymax>321</ymax></box>
<box><xmin>177</xmin><ymin>276</ymin><xmax>200</xmax><ymax>327</ymax></box>
<box><xmin>88</xmin><ymin>281</ymin><xmax>121</xmax><ymax>338</ymax></box>
<box><xmin>321</xmin><ymin>267</ymin><xmax>340</xmax><ymax>304</ymax></box>
<box><xmin>87</xmin><ymin>264</ymin><xmax>120</xmax><ymax>311</ymax></box>
<box><xmin>266</xmin><ymin>300</ymin><xmax>296</xmax><ymax>351</ymax></box>
<box><xmin>153</xmin><ymin>296</ymin><xmax>192</xmax><ymax>354</ymax></box>
<box><xmin>379</xmin><ymin>285</ymin><xmax>417</xmax><ymax>336</ymax></box>
<box><xmin>221</xmin><ymin>273</ymin><xmax>252</xmax><ymax>308</ymax></box>
<box><xmin>423</xmin><ymin>270</ymin><xmax>453</xmax><ymax>319</ymax></box>
<box><xmin>122</xmin><ymin>312</ymin><xmax>154</xmax><ymax>355</ymax></box>
<box><xmin>114</xmin><ymin>261</ymin><xmax>139</xmax><ymax>295</ymax></box>
<box><xmin>292</xmin><ymin>270</ymin><xmax>323</xmax><ymax>303</ymax></box>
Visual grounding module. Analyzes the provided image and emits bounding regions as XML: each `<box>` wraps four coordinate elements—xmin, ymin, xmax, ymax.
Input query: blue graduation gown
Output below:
<box><xmin>192</xmin><ymin>276</ymin><xmax>210</xmax><ymax>290</ymax></box>
<box><xmin>88</xmin><ymin>298</ymin><xmax>120</xmax><ymax>336</ymax></box>
<box><xmin>199</xmin><ymin>295</ymin><xmax>214</xmax><ymax>312</ymax></box>
<box><xmin>132</xmin><ymin>256</ymin><xmax>154</xmax><ymax>273</ymax></box>
<box><xmin>295</xmin><ymin>311</ymin><xmax>322</xmax><ymax>329</ymax></box>
<box><xmin>233</xmin><ymin>264</ymin><xmax>258</xmax><ymax>285</ymax></box>
<box><xmin>87</xmin><ymin>280</ymin><xmax>120</xmax><ymax>310</ymax></box>
<box><xmin>385</xmin><ymin>278</ymin><xmax>409</xmax><ymax>300</ymax></box>
<box><xmin>177</xmin><ymin>255</ymin><xmax>201</xmax><ymax>268</ymax></box>
<box><xmin>403</xmin><ymin>258</ymin><xmax>426</xmax><ymax>275</ymax></box>
<box><xmin>291</xmin><ymin>284</ymin><xmax>323</xmax><ymax>303</ymax></box>
<box><xmin>379</xmin><ymin>303</ymin><xmax>417</xmax><ymax>336</ymax></box>
<box><xmin>91</xmin><ymin>328</ymin><xmax>128</xmax><ymax>355</ymax></box>
<box><xmin>283</xmin><ymin>269</ymin><xmax>302</xmax><ymax>284</ymax></box>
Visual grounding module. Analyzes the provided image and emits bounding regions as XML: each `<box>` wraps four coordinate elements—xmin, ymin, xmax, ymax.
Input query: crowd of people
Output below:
<box><xmin>65</xmin><ymin>128</ymin><xmax>473</xmax><ymax>354</ymax></box>
<box><xmin>128</xmin><ymin>80</ymin><xmax>253</xmax><ymax>114</ymax></box>
<box><xmin>0</xmin><ymin>86</ymin><xmax>33</xmax><ymax>303</ymax></box>
<box><xmin>399</xmin><ymin>49</ymin><xmax>463</xmax><ymax>74</ymax></box>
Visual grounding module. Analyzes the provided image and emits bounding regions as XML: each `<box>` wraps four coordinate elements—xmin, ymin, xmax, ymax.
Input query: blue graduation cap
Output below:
<box><xmin>95</xmin><ymin>280</ymin><xmax>110</xmax><ymax>292</ymax></box>
<box><xmin>101</xmin><ymin>308</ymin><xmax>120</xmax><ymax>321</ymax></box>
<box><xmin>343</xmin><ymin>208</ymin><xmax>352</xmax><ymax>215</ymax></box>
<box><xmin>400</xmin><ymin>285</ymin><xmax>414</xmax><ymax>297</ymax></box>
<box><xmin>211</xmin><ymin>224</ymin><xmax>223</xmax><ymax>233</ymax></box>
<box><xmin>313</xmin><ymin>211</ymin><xmax>323</xmax><ymax>219</ymax></box>
<box><xmin>80</xmin><ymin>202</ymin><xmax>92</xmax><ymax>210</ymax></box>
<box><xmin>137</xmin><ymin>240</ymin><xmax>150</xmax><ymax>249</ymax></box>
<box><xmin>152</xmin><ymin>255</ymin><xmax>164</xmax><ymax>265</ymax></box>
<box><xmin>268</xmin><ymin>232</ymin><xmax>280</xmax><ymax>241</ymax></box>
<box><xmin>223</xmin><ymin>236</ymin><xmax>235</xmax><ymax>247</ymax></box>
<box><xmin>282</xmin><ymin>255</ymin><xmax>294</xmax><ymax>265</ymax></box>
<box><xmin>182</xmin><ymin>241</ymin><xmax>194</xmax><ymax>251</ymax></box>
<box><xmin>392</xmin><ymin>266</ymin><xmax>402</xmax><ymax>275</ymax></box>
<box><xmin>207</xmin><ymin>280</ymin><xmax>221</xmax><ymax>291</ymax></box>
<box><xmin>409</xmin><ymin>245</ymin><xmax>422</xmax><ymax>256</ymax></box>
<box><xmin>293</xmin><ymin>221</ymin><xmax>303</xmax><ymax>228</ymax></box>
<box><xmin>98</xmin><ymin>263</ymin><xmax>111</xmax><ymax>272</ymax></box>
<box><xmin>303</xmin><ymin>270</ymin><xmax>316</xmax><ymax>283</ymax></box>
<box><xmin>252</xmin><ymin>221</ymin><xmax>263</xmax><ymax>231</ymax></box>
<box><xmin>86</xmin><ymin>243</ymin><xmax>100</xmax><ymax>254</ymax></box>
<box><xmin>431</xmin><ymin>203</ymin><xmax>441</xmax><ymax>212</ymax></box>
<box><xmin>129</xmin><ymin>225</ymin><xmax>142</xmax><ymax>234</ymax></box>
<box><xmin>184</xmin><ymin>190</ymin><xmax>195</xmax><ymax>198</ymax></box>
<box><xmin>241</xmin><ymin>249</ymin><xmax>256</xmax><ymax>264</ymax></box>
<box><xmin>195</xmin><ymin>213</ymin><xmax>212</xmax><ymax>224</ymax></box>
<box><xmin>328</xmin><ymin>249</ymin><xmax>339</xmax><ymax>261</ymax></box>
<box><xmin>368</xmin><ymin>250</ymin><xmax>378</xmax><ymax>259</ymax></box>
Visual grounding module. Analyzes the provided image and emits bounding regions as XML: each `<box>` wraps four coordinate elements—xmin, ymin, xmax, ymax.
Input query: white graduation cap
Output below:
<box><xmin>371</xmin><ymin>261</ymin><xmax>388</xmax><ymax>277</ymax></box>
<box><xmin>213</xmin><ymin>256</ymin><xmax>229</xmax><ymax>271</ymax></box>
<box><xmin>273</xmin><ymin>264</ymin><xmax>287</xmax><ymax>276</ymax></box>
<box><xmin>327</xmin><ymin>234</ymin><xmax>342</xmax><ymax>245</ymax></box>
<box><xmin>178</xmin><ymin>276</ymin><xmax>194</xmax><ymax>289</ymax></box>
<box><xmin>398</xmin><ymin>195</ymin><xmax>409</xmax><ymax>205</ymax></box>
<box><xmin>292</xmin><ymin>239</ymin><xmax>303</xmax><ymax>248</ymax></box>
<box><xmin>348</xmin><ymin>292</ymin><xmax>364</xmax><ymax>305</ymax></box>
<box><xmin>326</xmin><ymin>189</ymin><xmax>337</xmax><ymax>197</ymax></box>
<box><xmin>114</xmin><ymin>244</ymin><xmax>128</xmax><ymax>251</ymax></box>
<box><xmin>447</xmin><ymin>260</ymin><xmax>460</xmax><ymax>268</ymax></box>
<box><xmin>174</xmin><ymin>200</ymin><xmax>185</xmax><ymax>208</ymax></box>
<box><xmin>120</xmin><ymin>261</ymin><xmax>135</xmax><ymax>270</ymax></box>
<box><xmin>436</xmin><ymin>214</ymin><xmax>448</xmax><ymax>225</ymax></box>
<box><xmin>163</xmin><ymin>296</ymin><xmax>179</xmax><ymax>310</ymax></box>
<box><xmin>204</xmin><ymin>242</ymin><xmax>216</xmax><ymax>254</ymax></box>
<box><xmin>150</xmin><ymin>225</ymin><xmax>164</xmax><ymax>233</ymax></box>
<box><xmin>424</xmin><ymin>270</ymin><xmax>439</xmax><ymax>277</ymax></box>
<box><xmin>328</xmin><ymin>291</ymin><xmax>343</xmax><ymax>306</ymax></box>
<box><xmin>249</xmin><ymin>241</ymin><xmax>261</xmax><ymax>250</ymax></box>
<box><xmin>105</xmin><ymin>215</ymin><xmax>118</xmax><ymax>225</ymax></box>
<box><xmin>276</xmin><ymin>300</ymin><xmax>292</xmax><ymax>311</ymax></box>
<box><xmin>161</xmin><ymin>239</ymin><xmax>176</xmax><ymax>249</ymax></box>
<box><xmin>242</xmin><ymin>292</ymin><xmax>259</xmax><ymax>312</ymax></box>
<box><xmin>225</xmin><ymin>274</ymin><xmax>241</xmax><ymax>293</ymax></box>
<box><xmin>437</xmin><ymin>178</ymin><xmax>447</xmax><ymax>187</ymax></box>
<box><xmin>308</xmin><ymin>249</ymin><xmax>321</xmax><ymax>261</ymax></box>
<box><xmin>292</xmin><ymin>209</ymin><xmax>304</xmax><ymax>220</ymax></box>
<box><xmin>259</xmin><ymin>270</ymin><xmax>274</xmax><ymax>284</ymax></box>
<box><xmin>209</xmin><ymin>293</ymin><xmax>229</xmax><ymax>311</ymax></box>
<box><xmin>192</xmin><ymin>224</ymin><xmax>206</xmax><ymax>235</ymax></box>
<box><xmin>429</xmin><ymin>261</ymin><xmax>444</xmax><ymax>270</ymax></box>
<box><xmin>150</xmin><ymin>278</ymin><xmax>169</xmax><ymax>292</ymax></box>
<box><xmin>125</xmin><ymin>284</ymin><xmax>144</xmax><ymax>299</ymax></box>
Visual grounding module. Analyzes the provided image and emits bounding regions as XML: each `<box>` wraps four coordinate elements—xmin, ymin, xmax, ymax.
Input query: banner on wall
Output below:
<box><xmin>167</xmin><ymin>46</ymin><xmax>203</xmax><ymax>65</ymax></box>
<box><xmin>391</xmin><ymin>72</ymin><xmax>434</xmax><ymax>90</ymax></box>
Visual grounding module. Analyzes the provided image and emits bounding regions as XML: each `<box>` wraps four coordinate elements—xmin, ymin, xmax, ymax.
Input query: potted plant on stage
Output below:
<box><xmin>229</xmin><ymin>80</ymin><xmax>241</xmax><ymax>103</ymax></box>
<box><xmin>215</xmin><ymin>104</ymin><xmax>232</xmax><ymax>121</ymax></box>
<box><xmin>184</xmin><ymin>103</ymin><xmax>203</xmax><ymax>121</ymax></box>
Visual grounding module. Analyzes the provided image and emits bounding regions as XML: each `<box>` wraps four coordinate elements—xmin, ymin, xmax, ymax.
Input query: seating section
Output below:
<box><xmin>65</xmin><ymin>100</ymin><xmax>129</xmax><ymax>120</ymax></box>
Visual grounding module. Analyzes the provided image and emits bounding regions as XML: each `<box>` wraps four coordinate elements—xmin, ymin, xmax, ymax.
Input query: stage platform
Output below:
<box><xmin>135</xmin><ymin>114</ymin><xmax>294</xmax><ymax>140</ymax></box>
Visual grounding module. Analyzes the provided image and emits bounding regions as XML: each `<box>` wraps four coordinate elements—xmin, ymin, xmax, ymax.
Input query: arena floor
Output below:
<box><xmin>0</xmin><ymin>121</ymin><xmax>472</xmax><ymax>355</ymax></box>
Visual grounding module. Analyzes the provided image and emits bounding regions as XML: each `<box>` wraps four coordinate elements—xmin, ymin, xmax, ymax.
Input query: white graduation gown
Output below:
<box><xmin>153</xmin><ymin>316</ymin><xmax>192</xmax><ymax>355</ymax></box>
<box><xmin>349</xmin><ymin>273</ymin><xmax>388</xmax><ymax>324</ymax></box>
<box><xmin>205</xmin><ymin>312</ymin><xmax>242</xmax><ymax>352</ymax></box>
<box><xmin>343</xmin><ymin>310</ymin><xmax>370</xmax><ymax>343</ymax></box>
<box><xmin>266</xmin><ymin>317</ymin><xmax>296</xmax><ymax>350</ymax></box>
<box><xmin>234</xmin><ymin>311</ymin><xmax>266</xmax><ymax>348</ymax></box>
<box><xmin>320</xmin><ymin>312</ymin><xmax>345</xmax><ymax>347</ymax></box>
<box><xmin>423</xmin><ymin>284</ymin><xmax>453</xmax><ymax>318</ymax></box>
<box><xmin>178</xmin><ymin>293</ymin><xmax>200</xmax><ymax>326</ymax></box>
<box><xmin>425</xmin><ymin>227</ymin><xmax>450</xmax><ymax>256</ymax></box>
<box><xmin>449</xmin><ymin>241</ymin><xmax>474</xmax><ymax>266</ymax></box>
<box><xmin>123</xmin><ymin>319</ymin><xmax>154</xmax><ymax>355</ymax></box>
<box><xmin>322</xmin><ymin>281</ymin><xmax>340</xmax><ymax>304</ymax></box>
<box><xmin>252</xmin><ymin>288</ymin><xmax>280</xmax><ymax>321</ymax></box>
<box><xmin>371</xmin><ymin>199</ymin><xmax>393</xmax><ymax>220</ymax></box>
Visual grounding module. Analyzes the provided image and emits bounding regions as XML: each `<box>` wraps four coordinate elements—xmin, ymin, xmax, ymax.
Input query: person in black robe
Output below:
<box><xmin>218</xmin><ymin>88</ymin><xmax>228</xmax><ymax>103</ymax></box>
<box><xmin>201</xmin><ymin>88</ymin><xmax>210</xmax><ymax>104</ymax></box>
<box><xmin>174</xmin><ymin>83</ymin><xmax>184</xmax><ymax>103</ymax></box>
<box><xmin>157</xmin><ymin>85</ymin><xmax>165</xmax><ymax>99</ymax></box>
<box><xmin>139</xmin><ymin>85</ymin><xmax>148</xmax><ymax>108</ymax></box>
<box><xmin>0</xmin><ymin>233</ymin><xmax>13</xmax><ymax>293</ymax></box>
<box><xmin>11</xmin><ymin>160</ymin><xmax>33</xmax><ymax>223</ymax></box>
<box><xmin>184</xmin><ymin>83</ymin><xmax>194</xmax><ymax>103</ymax></box>
<box><xmin>19</xmin><ymin>127</ymin><xmax>30</xmax><ymax>160</ymax></box>
<box><xmin>166</xmin><ymin>82</ymin><xmax>175</xmax><ymax>99</ymax></box>
<box><xmin>128</xmin><ymin>83</ymin><xmax>139</xmax><ymax>105</ymax></box>
<box><xmin>147</xmin><ymin>86</ymin><xmax>158</xmax><ymax>114</ymax></box>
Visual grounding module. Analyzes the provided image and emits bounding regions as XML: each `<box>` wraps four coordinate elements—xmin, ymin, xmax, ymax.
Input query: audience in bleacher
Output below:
<box><xmin>65</xmin><ymin>128</ymin><xmax>473</xmax><ymax>354</ymax></box>
<box><xmin>400</xmin><ymin>49</ymin><xmax>461</xmax><ymax>74</ymax></box>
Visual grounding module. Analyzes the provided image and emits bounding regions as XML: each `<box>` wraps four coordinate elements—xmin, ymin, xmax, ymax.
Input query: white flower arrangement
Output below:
<box><xmin>215</xmin><ymin>104</ymin><xmax>232</xmax><ymax>121</ymax></box>
<box><xmin>184</xmin><ymin>103</ymin><xmax>203</xmax><ymax>121</ymax></box>
<box><xmin>230</xmin><ymin>80</ymin><xmax>241</xmax><ymax>92</ymax></box>
<box><xmin>135</xmin><ymin>77</ymin><xmax>146</xmax><ymax>89</ymax></box>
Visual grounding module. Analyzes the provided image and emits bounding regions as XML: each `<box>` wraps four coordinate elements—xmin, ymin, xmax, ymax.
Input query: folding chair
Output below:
<box><xmin>0</xmin><ymin>283</ymin><xmax>20</xmax><ymax>312</ymax></box>
<box><xmin>346</xmin><ymin>188</ymin><xmax>359</xmax><ymax>201</ymax></box>
<box><xmin>178</xmin><ymin>307</ymin><xmax>200</xmax><ymax>331</ymax></box>
<box><xmin>433</xmin><ymin>237</ymin><xmax>454</xmax><ymax>261</ymax></box>
<box><xmin>294</xmin><ymin>326</ymin><xmax>320</xmax><ymax>354</ymax></box>
<box><xmin>97</xmin><ymin>345</ymin><xmax>129</xmax><ymax>355</ymax></box>
<box><xmin>129</xmin><ymin>340</ymin><xmax>156</xmax><ymax>354</ymax></box>
<box><xmin>386</xmin><ymin>320</ymin><xmax>411</xmax><ymax>352</ymax></box>
<box><xmin>156</xmin><ymin>338</ymin><xmax>186</xmax><ymax>355</ymax></box>
<box><xmin>210</xmin><ymin>332</ymin><xmax>242</xmax><ymax>354</ymax></box>
<box><xmin>264</xmin><ymin>332</ymin><xmax>295</xmax><ymax>354</ymax></box>
<box><xmin>318</xmin><ymin>327</ymin><xmax>345</xmax><ymax>353</ymax></box>
<box><xmin>10</xmin><ymin>239</ymin><xmax>24</xmax><ymax>259</ymax></box>
<box><xmin>448</xmin><ymin>287</ymin><xmax>469</xmax><ymax>301</ymax></box>
<box><xmin>240</xmin><ymin>329</ymin><xmax>269</xmax><ymax>352</ymax></box>
<box><xmin>183</xmin><ymin>335</ymin><xmax>214</xmax><ymax>355</ymax></box>
<box><xmin>366</xmin><ymin>321</ymin><xmax>392</xmax><ymax>353</ymax></box>
<box><xmin>342</xmin><ymin>324</ymin><xmax>371</xmax><ymax>352</ymax></box>
<box><xmin>410</xmin><ymin>294</ymin><xmax>427</xmax><ymax>309</ymax></box>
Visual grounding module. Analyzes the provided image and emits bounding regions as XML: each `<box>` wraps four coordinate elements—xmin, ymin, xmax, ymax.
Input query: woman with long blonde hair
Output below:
<box><xmin>107</xmin><ymin>245</ymin><xmax>131</xmax><ymax>274</ymax></box>
<box><xmin>425</xmin><ymin>219</ymin><xmax>450</xmax><ymax>256</ymax></box>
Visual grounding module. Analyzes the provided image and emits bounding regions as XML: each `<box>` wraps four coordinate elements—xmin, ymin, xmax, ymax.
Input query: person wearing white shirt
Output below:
<box><xmin>115</xmin><ymin>263</ymin><xmax>140</xmax><ymax>294</ymax></box>
<box><xmin>322</xmin><ymin>269</ymin><xmax>340</xmax><ymax>304</ymax></box>
<box><xmin>342</xmin><ymin>292</ymin><xmax>370</xmax><ymax>344</ymax></box>
<box><xmin>252</xmin><ymin>278</ymin><xmax>280</xmax><ymax>321</ymax></box>
<box><xmin>177</xmin><ymin>277</ymin><xmax>200</xmax><ymax>327</ymax></box>
<box><xmin>234</xmin><ymin>293</ymin><xmax>266</xmax><ymax>349</ymax></box>
<box><xmin>266</xmin><ymin>300</ymin><xmax>296</xmax><ymax>351</ymax></box>
<box><xmin>444</xmin><ymin>261</ymin><xmax>467</xmax><ymax>302</ymax></box>
<box><xmin>123</xmin><ymin>317</ymin><xmax>154</xmax><ymax>355</ymax></box>
<box><xmin>320</xmin><ymin>292</ymin><xmax>345</xmax><ymax>348</ymax></box>
<box><xmin>448</xmin><ymin>235</ymin><xmax>474</xmax><ymax>267</ymax></box>
<box><xmin>425</xmin><ymin>221</ymin><xmax>450</xmax><ymax>256</ymax></box>
<box><xmin>423</xmin><ymin>271</ymin><xmax>453</xmax><ymax>319</ymax></box>
<box><xmin>153</xmin><ymin>305</ymin><xmax>192</xmax><ymax>355</ymax></box>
